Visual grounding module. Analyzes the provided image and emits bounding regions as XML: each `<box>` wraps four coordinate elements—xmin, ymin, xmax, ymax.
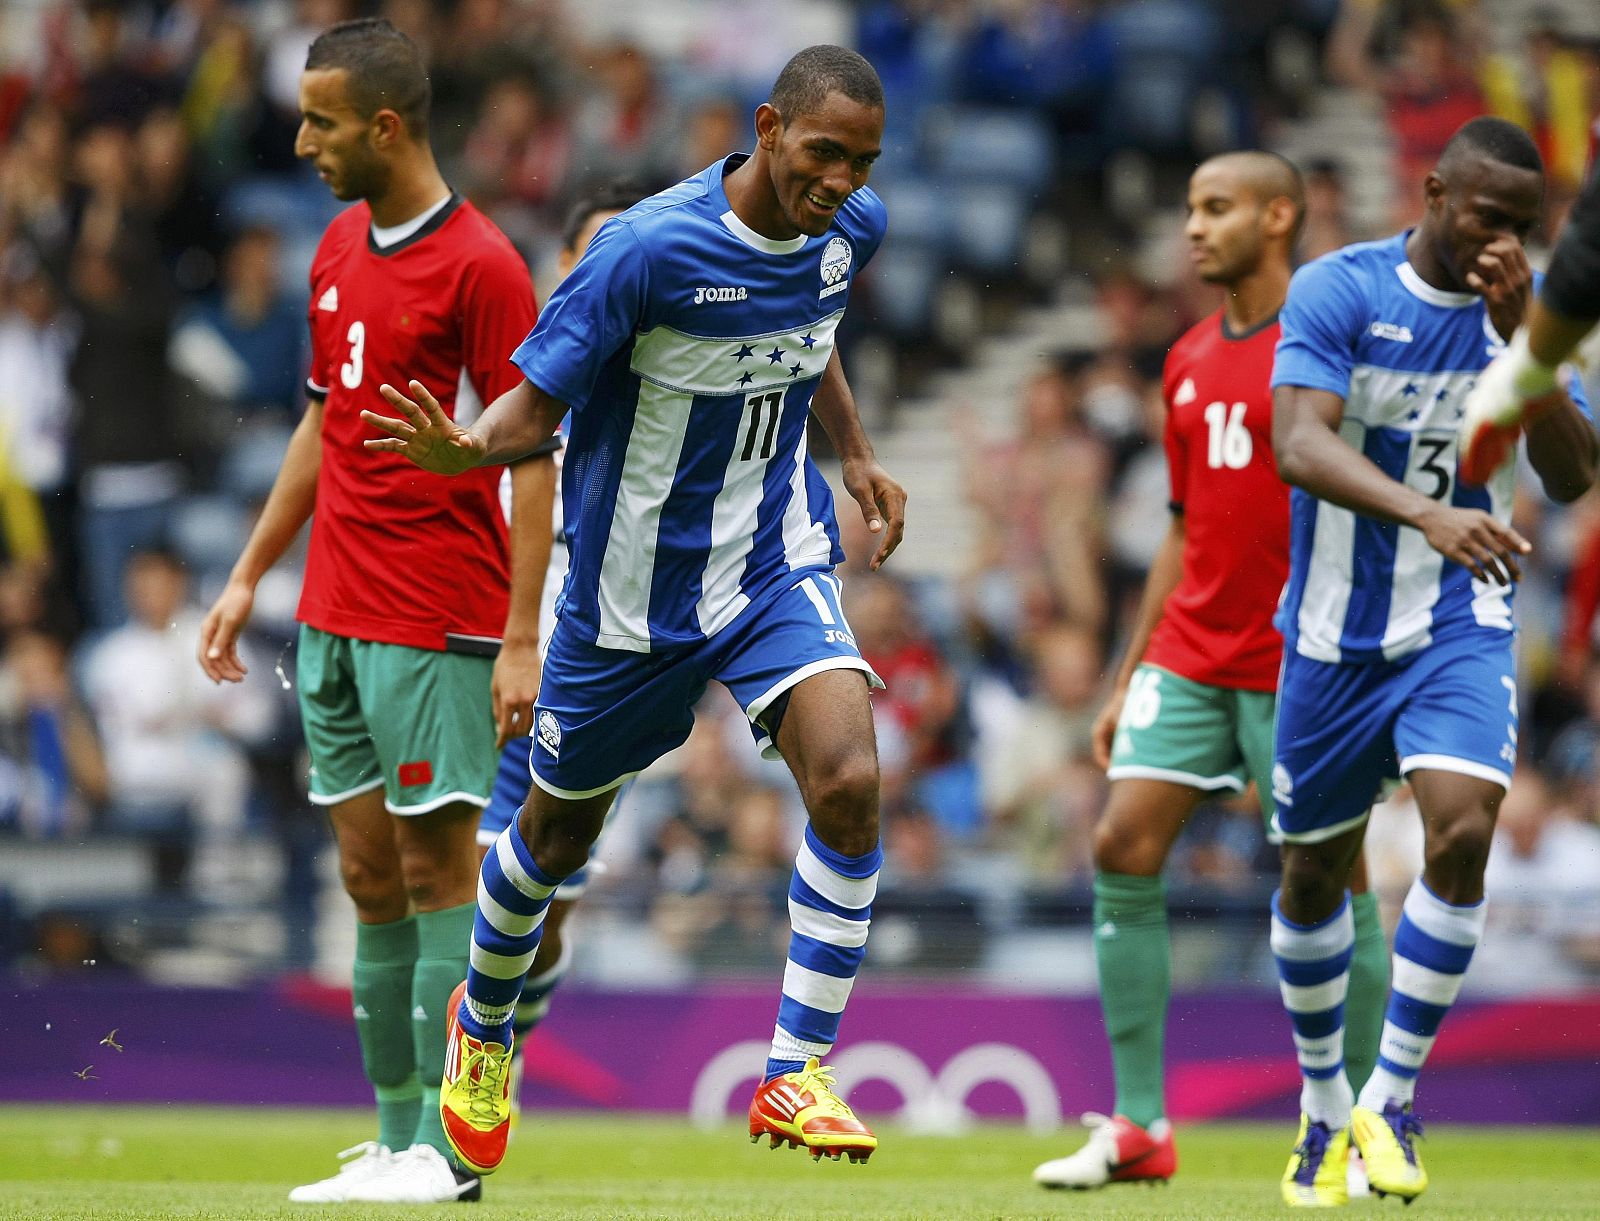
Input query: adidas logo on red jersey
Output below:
<box><xmin>318</xmin><ymin>285</ymin><xmax>339</xmax><ymax>312</ymax></box>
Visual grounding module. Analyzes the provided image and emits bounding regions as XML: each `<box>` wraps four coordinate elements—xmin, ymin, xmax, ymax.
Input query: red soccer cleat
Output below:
<box><xmin>438</xmin><ymin>980</ymin><xmax>514</xmax><ymax>1176</ymax></box>
<box><xmin>748</xmin><ymin>1058</ymin><xmax>877</xmax><ymax>1163</ymax></box>
<box><xmin>1032</xmin><ymin>1113</ymin><xmax>1177</xmax><ymax>1189</ymax></box>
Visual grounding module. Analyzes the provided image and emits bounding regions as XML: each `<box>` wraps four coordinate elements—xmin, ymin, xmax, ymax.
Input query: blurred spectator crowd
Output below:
<box><xmin>0</xmin><ymin>0</ymin><xmax>1598</xmax><ymax>994</ymax></box>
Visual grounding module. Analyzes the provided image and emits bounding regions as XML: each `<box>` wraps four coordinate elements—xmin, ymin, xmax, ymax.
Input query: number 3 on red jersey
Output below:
<box><xmin>341</xmin><ymin>320</ymin><xmax>365</xmax><ymax>389</ymax></box>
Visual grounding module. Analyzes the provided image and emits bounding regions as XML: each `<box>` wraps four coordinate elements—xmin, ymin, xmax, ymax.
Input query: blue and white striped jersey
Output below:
<box><xmin>511</xmin><ymin>156</ymin><xmax>887</xmax><ymax>653</ymax></box>
<box><xmin>1271</xmin><ymin>231</ymin><xmax>1590</xmax><ymax>665</ymax></box>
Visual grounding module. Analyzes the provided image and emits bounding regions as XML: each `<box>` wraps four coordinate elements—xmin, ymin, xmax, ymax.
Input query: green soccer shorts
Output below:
<box><xmin>296</xmin><ymin>624</ymin><xmax>497</xmax><ymax>815</ymax></box>
<box><xmin>1107</xmin><ymin>663</ymin><xmax>1278</xmax><ymax>831</ymax></box>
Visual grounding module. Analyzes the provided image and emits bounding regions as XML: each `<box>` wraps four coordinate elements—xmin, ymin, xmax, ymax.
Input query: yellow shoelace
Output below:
<box><xmin>461</xmin><ymin>1044</ymin><xmax>510</xmax><ymax>1127</ymax></box>
<box><xmin>790</xmin><ymin>1062</ymin><xmax>858</xmax><ymax>1121</ymax></box>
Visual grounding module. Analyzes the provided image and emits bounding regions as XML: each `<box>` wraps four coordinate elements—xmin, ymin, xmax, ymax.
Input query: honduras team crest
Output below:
<box><xmin>820</xmin><ymin>237</ymin><xmax>852</xmax><ymax>299</ymax></box>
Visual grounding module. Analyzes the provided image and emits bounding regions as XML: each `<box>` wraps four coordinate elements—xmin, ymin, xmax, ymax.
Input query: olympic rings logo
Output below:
<box><xmin>689</xmin><ymin>1040</ymin><xmax>1063</xmax><ymax>1134</ymax></box>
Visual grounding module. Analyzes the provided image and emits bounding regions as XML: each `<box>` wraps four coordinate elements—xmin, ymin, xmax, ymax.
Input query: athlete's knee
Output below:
<box><xmin>1278</xmin><ymin>845</ymin><xmax>1346</xmax><ymax>922</ymax></box>
<box><xmin>519</xmin><ymin>804</ymin><xmax>596</xmax><ymax>879</ymax></box>
<box><xmin>803</xmin><ymin>747</ymin><xmax>880</xmax><ymax>820</ymax></box>
<box><xmin>800</xmin><ymin>750</ymin><xmax>880</xmax><ymax>857</ymax></box>
<box><xmin>1092</xmin><ymin>815</ymin><xmax>1167</xmax><ymax>876</ymax></box>
<box><xmin>339</xmin><ymin>850</ymin><xmax>406</xmax><ymax>920</ymax></box>
<box><xmin>1423</xmin><ymin>804</ymin><xmax>1497</xmax><ymax>884</ymax></box>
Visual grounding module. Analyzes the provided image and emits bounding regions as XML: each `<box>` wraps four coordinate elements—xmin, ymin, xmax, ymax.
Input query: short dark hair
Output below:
<box><xmin>1439</xmin><ymin>116</ymin><xmax>1543</xmax><ymax>176</ymax></box>
<box><xmin>561</xmin><ymin>181</ymin><xmax>649</xmax><ymax>252</ymax></box>
<box><xmin>305</xmin><ymin>18</ymin><xmax>431</xmax><ymax>137</ymax></box>
<box><xmin>768</xmin><ymin>45</ymin><xmax>883</xmax><ymax>121</ymax></box>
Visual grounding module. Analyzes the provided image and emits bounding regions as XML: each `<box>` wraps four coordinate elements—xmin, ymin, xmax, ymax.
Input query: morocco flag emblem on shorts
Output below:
<box><xmin>398</xmin><ymin>760</ymin><xmax>434</xmax><ymax>787</ymax></box>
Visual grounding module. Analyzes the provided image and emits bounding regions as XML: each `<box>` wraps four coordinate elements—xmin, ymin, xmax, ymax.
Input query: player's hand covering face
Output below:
<box><xmin>363</xmin><ymin>379</ymin><xmax>487</xmax><ymax>475</ymax></box>
<box><xmin>1427</xmin><ymin>156</ymin><xmax>1541</xmax><ymax>340</ymax></box>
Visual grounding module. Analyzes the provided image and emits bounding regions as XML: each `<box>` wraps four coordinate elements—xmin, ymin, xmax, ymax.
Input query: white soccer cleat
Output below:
<box><xmin>345</xmin><ymin>1143</ymin><xmax>482</xmax><ymax>1203</ymax></box>
<box><xmin>287</xmin><ymin>1141</ymin><xmax>393</xmax><ymax>1202</ymax></box>
<box><xmin>1032</xmin><ymin>1113</ymin><xmax>1177</xmax><ymax>1189</ymax></box>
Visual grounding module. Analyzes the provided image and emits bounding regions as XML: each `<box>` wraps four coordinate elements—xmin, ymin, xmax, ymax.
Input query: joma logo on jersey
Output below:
<box><xmin>1369</xmin><ymin>321</ymin><xmax>1414</xmax><ymax>343</ymax></box>
<box><xmin>694</xmin><ymin>286</ymin><xmax>748</xmax><ymax>304</ymax></box>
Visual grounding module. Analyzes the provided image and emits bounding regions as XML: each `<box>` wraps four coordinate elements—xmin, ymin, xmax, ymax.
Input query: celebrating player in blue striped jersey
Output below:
<box><xmin>1267</xmin><ymin>117</ymin><xmax>1597</xmax><ymax>1207</ymax></box>
<box><xmin>364</xmin><ymin>45</ymin><xmax>905</xmax><ymax>1175</ymax></box>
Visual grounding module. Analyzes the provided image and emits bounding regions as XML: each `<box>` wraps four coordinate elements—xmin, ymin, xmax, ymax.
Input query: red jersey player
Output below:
<box><xmin>196</xmin><ymin>19</ymin><xmax>546</xmax><ymax>1205</ymax></box>
<box><xmin>1033</xmin><ymin>153</ymin><xmax>1388</xmax><ymax>1192</ymax></box>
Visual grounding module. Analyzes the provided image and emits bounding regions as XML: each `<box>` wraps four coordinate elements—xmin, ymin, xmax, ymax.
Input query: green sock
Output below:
<box><xmin>411</xmin><ymin>901</ymin><xmax>476</xmax><ymax>1158</ymax></box>
<box><xmin>353</xmin><ymin>916</ymin><xmax>422</xmax><ymax>1152</ymax></box>
<box><xmin>1094</xmin><ymin>871</ymin><xmax>1170</xmax><ymax>1130</ymax></box>
<box><xmin>1344</xmin><ymin>890</ymin><xmax>1390</xmax><ymax>1098</ymax></box>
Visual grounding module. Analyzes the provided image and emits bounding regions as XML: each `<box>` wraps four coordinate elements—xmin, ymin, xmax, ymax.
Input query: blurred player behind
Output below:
<box><xmin>474</xmin><ymin>182</ymin><xmax>647</xmax><ymax>1123</ymax></box>
<box><xmin>1033</xmin><ymin>152</ymin><xmax>1389</xmax><ymax>1191</ymax></box>
<box><xmin>197</xmin><ymin>18</ymin><xmax>543</xmax><ymax>1204</ymax></box>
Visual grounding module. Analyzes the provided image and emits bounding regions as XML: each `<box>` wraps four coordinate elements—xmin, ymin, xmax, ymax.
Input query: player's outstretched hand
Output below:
<box><xmin>1091</xmin><ymin>689</ymin><xmax>1126</xmax><ymax>772</ymax></box>
<box><xmin>492</xmin><ymin>639</ymin><xmax>540</xmax><ymax>751</ymax></box>
<box><xmin>199</xmin><ymin>579</ymin><xmax>254</xmax><ymax>683</ymax></box>
<box><xmin>1416</xmin><ymin>503</ymin><xmax>1530</xmax><ymax>585</ymax></box>
<box><xmin>842</xmin><ymin>456</ymin><xmax>907</xmax><ymax>570</ymax></box>
<box><xmin>362</xmin><ymin>380</ymin><xmax>486</xmax><ymax>475</ymax></box>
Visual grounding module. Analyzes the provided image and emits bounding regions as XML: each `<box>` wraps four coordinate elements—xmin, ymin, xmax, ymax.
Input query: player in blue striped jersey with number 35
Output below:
<box><xmin>364</xmin><ymin>45</ymin><xmax>904</xmax><ymax>1176</ymax></box>
<box><xmin>1268</xmin><ymin>117</ymin><xmax>1596</xmax><ymax>1208</ymax></box>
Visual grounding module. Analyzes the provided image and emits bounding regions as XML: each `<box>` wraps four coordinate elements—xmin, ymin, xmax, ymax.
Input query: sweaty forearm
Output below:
<box><xmin>469</xmin><ymin>380</ymin><xmax>569</xmax><ymax>467</ymax></box>
<box><xmin>1277</xmin><ymin>417</ymin><xmax>1435</xmax><ymax>529</ymax></box>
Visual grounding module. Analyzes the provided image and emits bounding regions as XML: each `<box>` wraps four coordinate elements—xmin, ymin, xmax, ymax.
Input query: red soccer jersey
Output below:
<box><xmin>300</xmin><ymin>196</ymin><xmax>537</xmax><ymax>651</ymax></box>
<box><xmin>1142</xmin><ymin>311</ymin><xmax>1289</xmax><ymax>691</ymax></box>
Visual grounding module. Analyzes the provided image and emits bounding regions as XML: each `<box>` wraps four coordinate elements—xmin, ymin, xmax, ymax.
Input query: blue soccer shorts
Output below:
<box><xmin>530</xmin><ymin>571</ymin><xmax>882</xmax><ymax>799</ymax></box>
<box><xmin>1272</xmin><ymin>630</ymin><xmax>1518</xmax><ymax>844</ymax></box>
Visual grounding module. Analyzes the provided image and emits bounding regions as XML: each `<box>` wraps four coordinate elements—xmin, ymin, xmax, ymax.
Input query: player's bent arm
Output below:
<box><xmin>1273</xmin><ymin>385</ymin><xmax>1439</xmax><ymax>527</ymax></box>
<box><xmin>471</xmin><ymin>380</ymin><xmax>569</xmax><ymax>466</ymax></box>
<box><xmin>1524</xmin><ymin>391</ymin><xmax>1598</xmax><ymax>503</ymax></box>
<box><xmin>810</xmin><ymin>349</ymin><xmax>907</xmax><ymax>569</ymax></box>
<box><xmin>494</xmin><ymin>453</ymin><xmax>556</xmax><ymax>748</ymax></box>
<box><xmin>1275</xmin><ymin>384</ymin><xmax>1530</xmax><ymax>584</ymax></box>
<box><xmin>365</xmin><ymin>377</ymin><xmax>566</xmax><ymax>472</ymax></box>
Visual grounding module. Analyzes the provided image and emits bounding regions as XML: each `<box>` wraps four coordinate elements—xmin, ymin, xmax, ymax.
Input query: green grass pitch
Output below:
<box><xmin>2</xmin><ymin>1106</ymin><xmax>1597</xmax><ymax>1219</ymax></box>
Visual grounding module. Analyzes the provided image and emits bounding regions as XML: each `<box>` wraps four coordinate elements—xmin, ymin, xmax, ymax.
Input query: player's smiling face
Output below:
<box><xmin>1184</xmin><ymin>165</ymin><xmax>1267</xmax><ymax>285</ymax></box>
<box><xmin>1424</xmin><ymin>156</ymin><xmax>1542</xmax><ymax>291</ymax></box>
<box><xmin>758</xmin><ymin>92</ymin><xmax>883</xmax><ymax>238</ymax></box>
<box><xmin>295</xmin><ymin>68</ymin><xmax>389</xmax><ymax>203</ymax></box>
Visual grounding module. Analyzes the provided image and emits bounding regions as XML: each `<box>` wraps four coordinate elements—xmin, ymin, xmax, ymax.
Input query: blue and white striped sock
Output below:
<box><xmin>1272</xmin><ymin>890</ymin><xmax>1356</xmax><ymax>1128</ymax></box>
<box><xmin>1357</xmin><ymin>880</ymin><xmax>1485</xmax><ymax>1111</ymax></box>
<box><xmin>765</xmin><ymin>826</ymin><xmax>881</xmax><ymax>1081</ymax></box>
<box><xmin>461</xmin><ymin>820</ymin><xmax>560</xmax><ymax>1046</ymax></box>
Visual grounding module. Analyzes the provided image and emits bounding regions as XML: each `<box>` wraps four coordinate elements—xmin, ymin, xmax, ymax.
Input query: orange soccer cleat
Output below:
<box><xmin>438</xmin><ymin>980</ymin><xmax>514</xmax><ymax>1176</ymax></box>
<box><xmin>748</xmin><ymin>1058</ymin><xmax>877</xmax><ymax>1163</ymax></box>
